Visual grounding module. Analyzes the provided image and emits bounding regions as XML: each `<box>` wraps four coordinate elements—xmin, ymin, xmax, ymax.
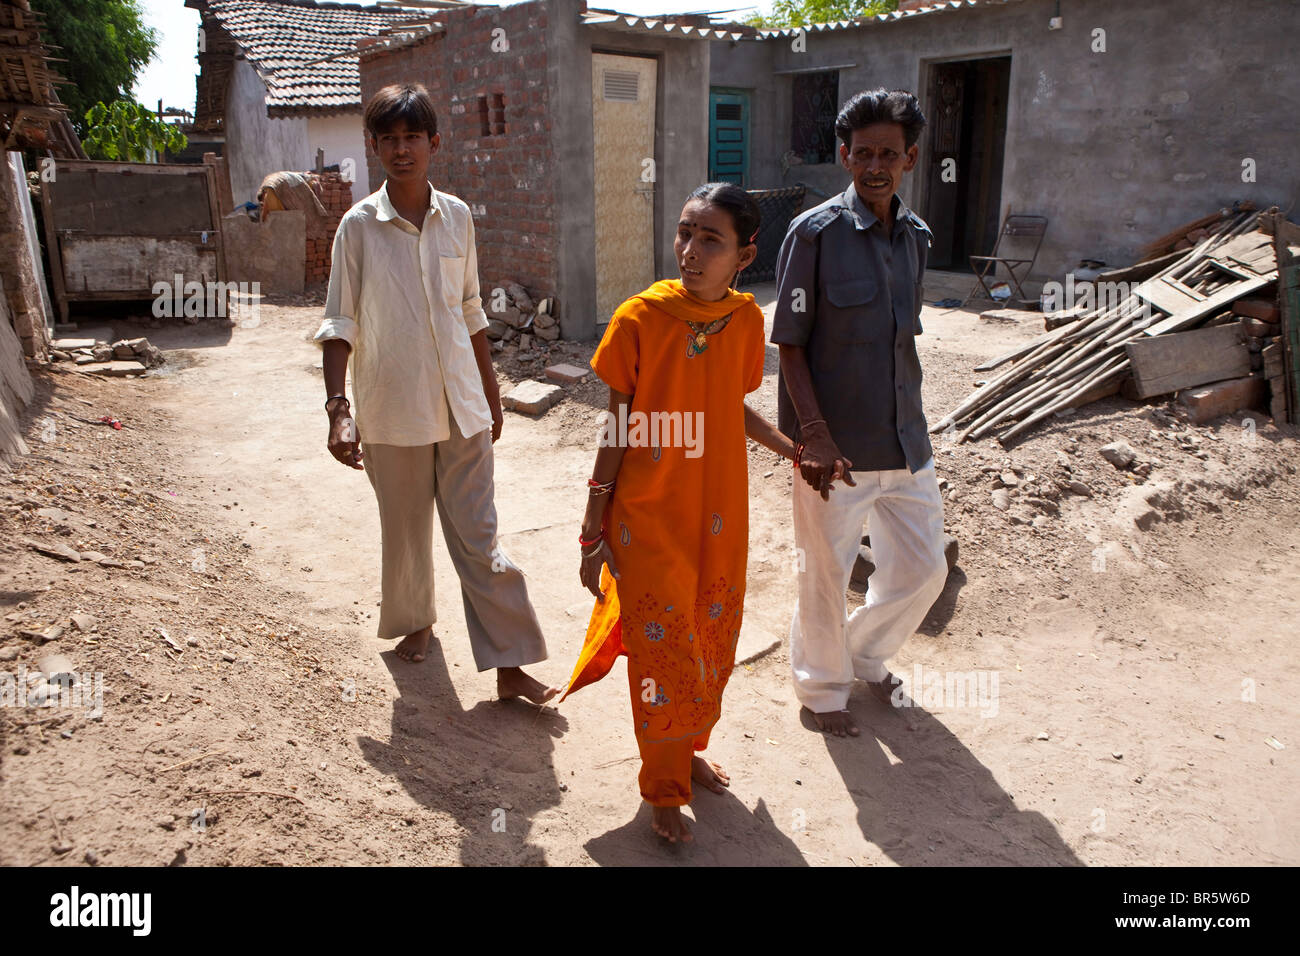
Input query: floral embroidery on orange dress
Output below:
<box><xmin>561</xmin><ymin>279</ymin><xmax>765</xmax><ymax>807</ymax></box>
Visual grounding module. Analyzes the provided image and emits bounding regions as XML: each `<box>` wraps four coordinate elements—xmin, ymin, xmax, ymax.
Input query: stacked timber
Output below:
<box><xmin>933</xmin><ymin>208</ymin><xmax>1293</xmax><ymax>443</ymax></box>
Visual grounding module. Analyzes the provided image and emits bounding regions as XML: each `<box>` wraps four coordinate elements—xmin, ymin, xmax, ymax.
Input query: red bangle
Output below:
<box><xmin>793</xmin><ymin>441</ymin><xmax>805</xmax><ymax>468</ymax></box>
<box><xmin>579</xmin><ymin>530</ymin><xmax>603</xmax><ymax>548</ymax></box>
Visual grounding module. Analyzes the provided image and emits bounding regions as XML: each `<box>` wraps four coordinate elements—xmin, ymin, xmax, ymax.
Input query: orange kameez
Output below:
<box><xmin>561</xmin><ymin>279</ymin><xmax>766</xmax><ymax>806</ymax></box>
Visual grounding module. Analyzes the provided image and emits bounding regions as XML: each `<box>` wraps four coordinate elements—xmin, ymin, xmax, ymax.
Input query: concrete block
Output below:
<box><xmin>502</xmin><ymin>379</ymin><xmax>562</xmax><ymax>415</ymax></box>
<box><xmin>544</xmin><ymin>363</ymin><xmax>589</xmax><ymax>385</ymax></box>
<box><xmin>80</xmin><ymin>360</ymin><xmax>147</xmax><ymax>377</ymax></box>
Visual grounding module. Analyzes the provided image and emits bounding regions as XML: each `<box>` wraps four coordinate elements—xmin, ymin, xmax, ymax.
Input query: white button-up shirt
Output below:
<box><xmin>313</xmin><ymin>181</ymin><xmax>492</xmax><ymax>446</ymax></box>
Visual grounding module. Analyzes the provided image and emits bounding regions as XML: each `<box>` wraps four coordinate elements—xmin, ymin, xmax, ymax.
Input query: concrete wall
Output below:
<box><xmin>225</xmin><ymin>57</ymin><xmax>310</xmax><ymax>205</ymax></box>
<box><xmin>305</xmin><ymin>114</ymin><xmax>368</xmax><ymax>185</ymax></box>
<box><xmin>709</xmin><ymin>0</ymin><xmax>1300</xmax><ymax>281</ymax></box>
<box><xmin>0</xmin><ymin>272</ymin><xmax>35</xmax><ymax>467</ymax></box>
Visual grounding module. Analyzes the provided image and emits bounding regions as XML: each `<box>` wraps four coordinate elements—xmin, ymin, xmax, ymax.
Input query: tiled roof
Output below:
<box><xmin>196</xmin><ymin>0</ymin><xmax>426</xmax><ymax>114</ymax></box>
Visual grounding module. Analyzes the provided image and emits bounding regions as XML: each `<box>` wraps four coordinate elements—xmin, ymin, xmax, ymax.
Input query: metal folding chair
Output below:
<box><xmin>965</xmin><ymin>214</ymin><xmax>1049</xmax><ymax>306</ymax></box>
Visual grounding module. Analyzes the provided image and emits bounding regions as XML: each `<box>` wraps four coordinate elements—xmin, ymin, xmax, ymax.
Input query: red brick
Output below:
<box><xmin>1179</xmin><ymin>374</ymin><xmax>1267</xmax><ymax>424</ymax></box>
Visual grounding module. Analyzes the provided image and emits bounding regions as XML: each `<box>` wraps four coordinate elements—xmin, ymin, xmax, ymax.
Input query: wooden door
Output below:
<box><xmin>709</xmin><ymin>88</ymin><xmax>749</xmax><ymax>185</ymax></box>
<box><xmin>592</xmin><ymin>53</ymin><xmax>657</xmax><ymax>328</ymax></box>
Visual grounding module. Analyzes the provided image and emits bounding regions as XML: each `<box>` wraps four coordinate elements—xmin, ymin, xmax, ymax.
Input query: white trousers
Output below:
<box><xmin>790</xmin><ymin>457</ymin><xmax>948</xmax><ymax>712</ymax></box>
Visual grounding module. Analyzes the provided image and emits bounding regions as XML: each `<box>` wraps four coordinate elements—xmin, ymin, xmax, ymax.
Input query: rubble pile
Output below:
<box><xmin>484</xmin><ymin>282</ymin><xmax>558</xmax><ymax>352</ymax></box>
<box><xmin>49</xmin><ymin>336</ymin><xmax>165</xmax><ymax>377</ymax></box>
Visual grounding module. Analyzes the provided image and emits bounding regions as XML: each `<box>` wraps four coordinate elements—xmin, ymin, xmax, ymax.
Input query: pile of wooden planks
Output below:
<box><xmin>933</xmin><ymin>208</ymin><xmax>1292</xmax><ymax>444</ymax></box>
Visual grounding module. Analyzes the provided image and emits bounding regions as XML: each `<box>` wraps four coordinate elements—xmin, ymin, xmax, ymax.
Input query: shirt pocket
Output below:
<box><xmin>437</xmin><ymin>255</ymin><xmax>467</xmax><ymax>314</ymax></box>
<box><xmin>823</xmin><ymin>277</ymin><xmax>880</xmax><ymax>344</ymax></box>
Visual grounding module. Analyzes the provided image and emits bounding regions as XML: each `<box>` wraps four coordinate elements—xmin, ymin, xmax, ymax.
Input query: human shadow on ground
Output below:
<box><xmin>584</xmin><ymin>789</ymin><xmax>808</xmax><ymax>866</ymax></box>
<box><xmin>810</xmin><ymin>689</ymin><xmax>1083</xmax><ymax>866</ymax></box>
<box><xmin>359</xmin><ymin>636</ymin><xmax>568</xmax><ymax>865</ymax></box>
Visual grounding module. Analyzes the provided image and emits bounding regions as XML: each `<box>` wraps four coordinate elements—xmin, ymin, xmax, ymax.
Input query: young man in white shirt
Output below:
<box><xmin>315</xmin><ymin>83</ymin><xmax>555</xmax><ymax>705</ymax></box>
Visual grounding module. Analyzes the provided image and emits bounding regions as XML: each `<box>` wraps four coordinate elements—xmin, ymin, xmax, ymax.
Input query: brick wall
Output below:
<box><xmin>302</xmin><ymin>171</ymin><xmax>353</xmax><ymax>287</ymax></box>
<box><xmin>358</xmin><ymin>1</ymin><xmax>557</xmax><ymax>306</ymax></box>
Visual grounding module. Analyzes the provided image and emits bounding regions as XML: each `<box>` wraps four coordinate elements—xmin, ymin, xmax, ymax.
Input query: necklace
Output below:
<box><xmin>685</xmin><ymin>311</ymin><xmax>734</xmax><ymax>357</ymax></box>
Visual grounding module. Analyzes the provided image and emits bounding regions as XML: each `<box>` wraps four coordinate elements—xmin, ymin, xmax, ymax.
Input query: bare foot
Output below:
<box><xmin>691</xmin><ymin>755</ymin><xmax>730</xmax><ymax>794</ymax></box>
<box><xmin>651</xmin><ymin>805</ymin><xmax>693</xmax><ymax>844</ymax></box>
<box><xmin>394</xmin><ymin>626</ymin><xmax>432</xmax><ymax>662</ymax></box>
<box><xmin>804</xmin><ymin>705</ymin><xmax>860</xmax><ymax>737</ymax></box>
<box><xmin>496</xmin><ymin>666</ymin><xmax>559</xmax><ymax>705</ymax></box>
<box><xmin>866</xmin><ymin>672</ymin><xmax>904</xmax><ymax>707</ymax></box>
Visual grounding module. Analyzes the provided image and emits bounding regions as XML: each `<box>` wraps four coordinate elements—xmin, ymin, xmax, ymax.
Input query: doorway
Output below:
<box><xmin>592</xmin><ymin>52</ymin><xmax>658</xmax><ymax>327</ymax></box>
<box><xmin>923</xmin><ymin>56</ymin><xmax>1010</xmax><ymax>270</ymax></box>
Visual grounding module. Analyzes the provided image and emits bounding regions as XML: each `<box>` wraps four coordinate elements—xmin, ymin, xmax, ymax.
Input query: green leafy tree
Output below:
<box><xmin>746</xmin><ymin>0</ymin><xmax>898</xmax><ymax>29</ymax></box>
<box><xmin>30</xmin><ymin>0</ymin><xmax>158</xmax><ymax>135</ymax></box>
<box><xmin>83</xmin><ymin>100</ymin><xmax>186</xmax><ymax>162</ymax></box>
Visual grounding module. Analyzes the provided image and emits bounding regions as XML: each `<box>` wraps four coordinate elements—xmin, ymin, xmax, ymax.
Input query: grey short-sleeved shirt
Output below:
<box><xmin>770</xmin><ymin>183</ymin><xmax>934</xmax><ymax>474</ymax></box>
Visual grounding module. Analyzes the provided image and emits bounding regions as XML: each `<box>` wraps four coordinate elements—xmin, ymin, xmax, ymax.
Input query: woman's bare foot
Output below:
<box><xmin>394</xmin><ymin>626</ymin><xmax>432</xmax><ymax>662</ymax></box>
<box><xmin>691</xmin><ymin>756</ymin><xmax>730</xmax><ymax>794</ymax></box>
<box><xmin>496</xmin><ymin>666</ymin><xmax>559</xmax><ymax>705</ymax></box>
<box><xmin>804</xmin><ymin>705</ymin><xmax>860</xmax><ymax>737</ymax></box>
<box><xmin>651</xmin><ymin>805</ymin><xmax>693</xmax><ymax>844</ymax></box>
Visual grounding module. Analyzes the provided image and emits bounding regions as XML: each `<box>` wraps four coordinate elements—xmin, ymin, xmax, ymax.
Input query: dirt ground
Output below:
<box><xmin>2</xmin><ymin>278</ymin><xmax>1298</xmax><ymax>866</ymax></box>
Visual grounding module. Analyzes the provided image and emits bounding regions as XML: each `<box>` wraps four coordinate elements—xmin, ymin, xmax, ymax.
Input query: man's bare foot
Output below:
<box><xmin>804</xmin><ymin>705</ymin><xmax>860</xmax><ymax>737</ymax></box>
<box><xmin>651</xmin><ymin>805</ymin><xmax>693</xmax><ymax>844</ymax></box>
<box><xmin>866</xmin><ymin>672</ymin><xmax>904</xmax><ymax>707</ymax></box>
<box><xmin>496</xmin><ymin>666</ymin><xmax>559</xmax><ymax>705</ymax></box>
<box><xmin>394</xmin><ymin>626</ymin><xmax>432</xmax><ymax>662</ymax></box>
<box><xmin>691</xmin><ymin>756</ymin><xmax>730</xmax><ymax>794</ymax></box>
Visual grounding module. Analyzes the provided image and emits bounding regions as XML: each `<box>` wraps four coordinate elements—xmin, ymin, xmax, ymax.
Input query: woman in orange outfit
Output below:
<box><xmin>564</xmin><ymin>183</ymin><xmax>795</xmax><ymax>844</ymax></box>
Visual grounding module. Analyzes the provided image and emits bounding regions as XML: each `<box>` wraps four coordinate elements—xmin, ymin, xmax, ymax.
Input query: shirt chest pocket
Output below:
<box><xmin>437</xmin><ymin>255</ymin><xmax>466</xmax><ymax>313</ymax></box>
<box><xmin>823</xmin><ymin>277</ymin><xmax>884</xmax><ymax>344</ymax></box>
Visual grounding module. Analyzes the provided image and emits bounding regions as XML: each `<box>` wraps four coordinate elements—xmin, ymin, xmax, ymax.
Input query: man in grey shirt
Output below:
<box><xmin>771</xmin><ymin>89</ymin><xmax>949</xmax><ymax>738</ymax></box>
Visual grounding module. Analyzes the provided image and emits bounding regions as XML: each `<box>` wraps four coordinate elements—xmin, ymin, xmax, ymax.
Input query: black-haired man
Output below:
<box><xmin>771</xmin><ymin>88</ymin><xmax>948</xmax><ymax>738</ymax></box>
<box><xmin>315</xmin><ymin>83</ymin><xmax>555</xmax><ymax>704</ymax></box>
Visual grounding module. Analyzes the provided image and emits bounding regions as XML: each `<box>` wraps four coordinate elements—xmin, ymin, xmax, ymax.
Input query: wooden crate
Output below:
<box><xmin>40</xmin><ymin>160</ymin><xmax>226</xmax><ymax>323</ymax></box>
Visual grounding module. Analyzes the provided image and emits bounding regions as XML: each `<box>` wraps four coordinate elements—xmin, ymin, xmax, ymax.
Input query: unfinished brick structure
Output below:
<box><xmin>304</xmin><ymin>170</ymin><xmax>354</xmax><ymax>287</ymax></box>
<box><xmin>358</xmin><ymin>2</ymin><xmax>557</xmax><ymax>304</ymax></box>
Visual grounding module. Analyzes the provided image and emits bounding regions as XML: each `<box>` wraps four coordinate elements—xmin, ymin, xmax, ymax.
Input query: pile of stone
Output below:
<box><xmin>50</xmin><ymin>335</ymin><xmax>164</xmax><ymax>376</ymax></box>
<box><xmin>484</xmin><ymin>282</ymin><xmax>559</xmax><ymax>351</ymax></box>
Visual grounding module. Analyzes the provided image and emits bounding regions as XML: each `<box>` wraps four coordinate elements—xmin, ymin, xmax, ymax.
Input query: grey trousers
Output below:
<box><xmin>362</xmin><ymin>423</ymin><xmax>547</xmax><ymax>671</ymax></box>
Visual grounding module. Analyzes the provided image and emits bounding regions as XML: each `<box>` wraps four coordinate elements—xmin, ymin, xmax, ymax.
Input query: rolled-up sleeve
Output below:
<box><xmin>314</xmin><ymin>216</ymin><xmax>360</xmax><ymax>349</ymax></box>
<box><xmin>770</xmin><ymin>227</ymin><xmax>817</xmax><ymax>347</ymax></box>
<box><xmin>460</xmin><ymin>213</ymin><xmax>489</xmax><ymax>336</ymax></box>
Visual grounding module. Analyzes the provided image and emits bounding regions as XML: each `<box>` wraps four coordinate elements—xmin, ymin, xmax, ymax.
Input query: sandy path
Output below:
<box><xmin>3</xmin><ymin>284</ymin><xmax>1296</xmax><ymax>866</ymax></box>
